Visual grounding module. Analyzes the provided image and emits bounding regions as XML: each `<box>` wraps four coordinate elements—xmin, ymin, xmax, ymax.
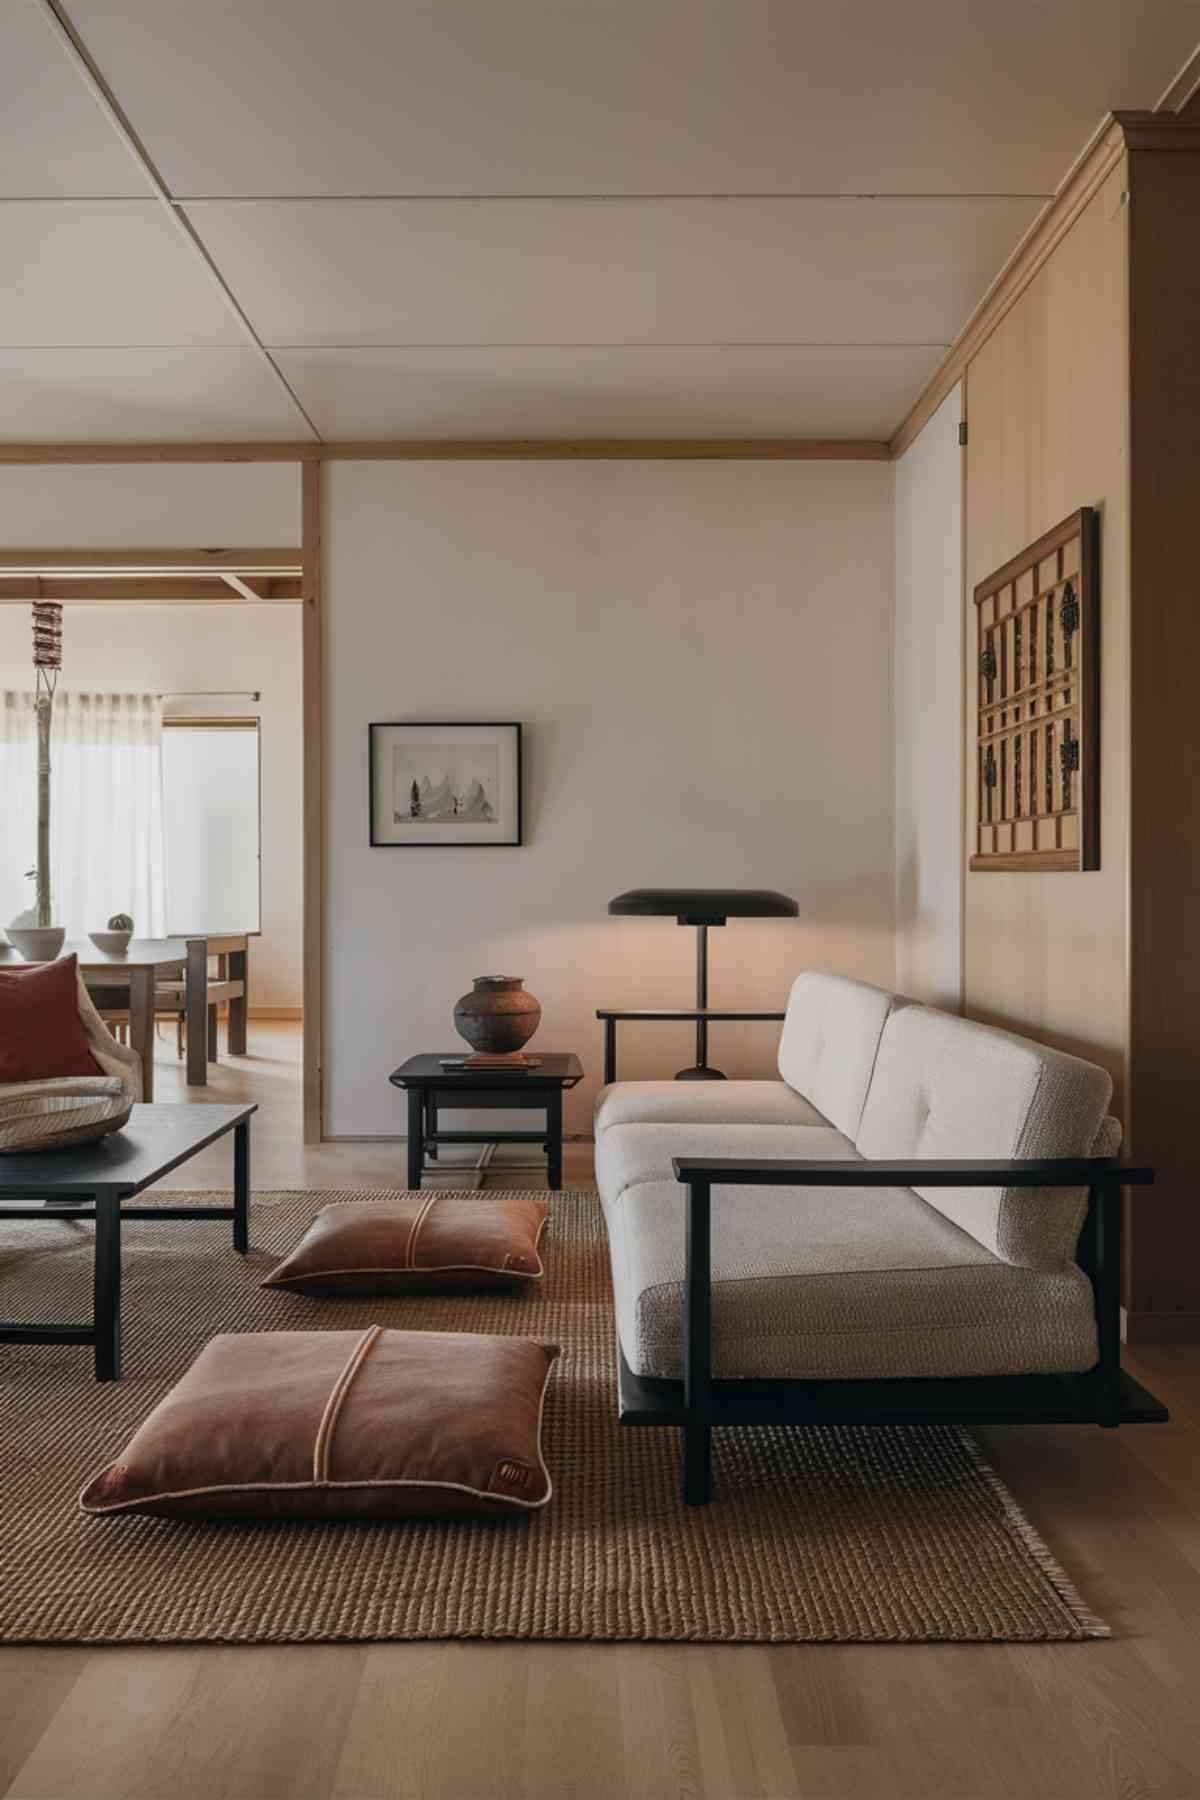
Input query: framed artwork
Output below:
<box><xmin>368</xmin><ymin>721</ymin><xmax>522</xmax><ymax>847</ymax></box>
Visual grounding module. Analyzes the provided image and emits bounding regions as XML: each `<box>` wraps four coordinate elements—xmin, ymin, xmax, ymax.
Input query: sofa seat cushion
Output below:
<box><xmin>856</xmin><ymin>1006</ymin><xmax>1115</xmax><ymax>1268</ymax></box>
<box><xmin>596</xmin><ymin>1120</ymin><xmax>859</xmax><ymax>1208</ymax></box>
<box><xmin>775</xmin><ymin>971</ymin><xmax>903</xmax><ymax>1138</ymax></box>
<box><xmin>595</xmin><ymin>1079</ymin><xmax>830</xmax><ymax>1137</ymax></box>
<box><xmin>602</xmin><ymin>1178</ymin><xmax>1099</xmax><ymax>1381</ymax></box>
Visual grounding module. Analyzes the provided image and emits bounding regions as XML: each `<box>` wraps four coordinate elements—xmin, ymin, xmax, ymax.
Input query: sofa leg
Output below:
<box><xmin>682</xmin><ymin>1421</ymin><xmax>712</xmax><ymax>1506</ymax></box>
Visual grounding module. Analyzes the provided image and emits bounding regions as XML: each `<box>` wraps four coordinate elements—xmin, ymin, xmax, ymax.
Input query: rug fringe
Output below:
<box><xmin>957</xmin><ymin>1430</ymin><xmax>1111</xmax><ymax>1638</ymax></box>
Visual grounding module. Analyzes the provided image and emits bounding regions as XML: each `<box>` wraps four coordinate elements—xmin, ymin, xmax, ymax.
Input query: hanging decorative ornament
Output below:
<box><xmin>8</xmin><ymin>600</ymin><xmax>68</xmax><ymax>958</ymax></box>
<box><xmin>32</xmin><ymin>599</ymin><xmax>63</xmax><ymax>672</ymax></box>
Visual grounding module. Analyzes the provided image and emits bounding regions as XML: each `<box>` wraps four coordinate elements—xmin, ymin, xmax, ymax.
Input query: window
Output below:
<box><xmin>162</xmin><ymin>719</ymin><xmax>261</xmax><ymax>934</ymax></box>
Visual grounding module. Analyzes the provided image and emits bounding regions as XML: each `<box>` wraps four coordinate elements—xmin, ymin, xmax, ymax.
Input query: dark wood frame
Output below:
<box><xmin>614</xmin><ymin>1154</ymin><xmax>1167</xmax><ymax>1505</ymax></box>
<box><xmin>597</xmin><ymin>1009</ymin><xmax>786</xmax><ymax>1085</ymax></box>
<box><xmin>970</xmin><ymin>507</ymin><xmax>1100</xmax><ymax>872</ymax></box>
<box><xmin>367</xmin><ymin>721</ymin><xmax>523</xmax><ymax>847</ymax></box>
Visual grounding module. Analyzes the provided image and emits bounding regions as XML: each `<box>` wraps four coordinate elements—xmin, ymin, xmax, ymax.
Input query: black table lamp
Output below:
<box><xmin>607</xmin><ymin>887</ymin><xmax>798</xmax><ymax>1079</ymax></box>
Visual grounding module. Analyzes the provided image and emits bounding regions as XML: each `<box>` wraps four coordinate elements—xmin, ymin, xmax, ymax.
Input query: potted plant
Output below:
<box><xmin>7</xmin><ymin>602</ymin><xmax>66</xmax><ymax>961</ymax></box>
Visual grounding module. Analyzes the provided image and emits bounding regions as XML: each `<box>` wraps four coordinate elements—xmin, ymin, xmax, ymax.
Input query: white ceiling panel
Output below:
<box><xmin>66</xmin><ymin>0</ymin><xmax>1200</xmax><ymax>197</ymax></box>
<box><xmin>277</xmin><ymin>344</ymin><xmax>944</xmax><ymax>439</ymax></box>
<box><xmin>189</xmin><ymin>196</ymin><xmax>1041</xmax><ymax>350</ymax></box>
<box><xmin>0</xmin><ymin>349</ymin><xmax>310</xmax><ymax>439</ymax></box>
<box><xmin>0</xmin><ymin>202</ymin><xmax>244</xmax><ymax>346</ymax></box>
<box><xmin>0</xmin><ymin>0</ymin><xmax>144</xmax><ymax>197</ymax></box>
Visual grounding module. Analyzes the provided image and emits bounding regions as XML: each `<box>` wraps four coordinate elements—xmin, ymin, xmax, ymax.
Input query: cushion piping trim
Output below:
<box><xmin>312</xmin><ymin>1324</ymin><xmax>380</xmax><ymax>1483</ymax></box>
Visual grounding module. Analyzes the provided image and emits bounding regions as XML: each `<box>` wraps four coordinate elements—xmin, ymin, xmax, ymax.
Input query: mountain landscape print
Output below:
<box><xmin>392</xmin><ymin>742</ymin><xmax>499</xmax><ymax>825</ymax></box>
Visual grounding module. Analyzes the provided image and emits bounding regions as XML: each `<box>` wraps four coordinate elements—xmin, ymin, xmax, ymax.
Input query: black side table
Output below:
<box><xmin>389</xmin><ymin>1054</ymin><xmax>583</xmax><ymax>1190</ymax></box>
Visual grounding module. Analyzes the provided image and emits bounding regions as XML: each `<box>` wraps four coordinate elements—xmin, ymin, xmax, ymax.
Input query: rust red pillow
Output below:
<box><xmin>80</xmin><ymin>1328</ymin><xmax>558</xmax><ymax>1520</ymax></box>
<box><xmin>0</xmin><ymin>955</ymin><xmax>102</xmax><ymax>1083</ymax></box>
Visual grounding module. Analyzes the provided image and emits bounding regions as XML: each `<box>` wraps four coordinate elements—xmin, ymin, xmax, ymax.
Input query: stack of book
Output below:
<box><xmin>439</xmin><ymin>1052</ymin><xmax>542</xmax><ymax>1070</ymax></box>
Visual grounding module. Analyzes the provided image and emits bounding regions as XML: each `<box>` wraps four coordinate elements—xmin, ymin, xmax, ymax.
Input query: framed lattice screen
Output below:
<box><xmin>971</xmin><ymin>507</ymin><xmax>1099</xmax><ymax>872</ymax></box>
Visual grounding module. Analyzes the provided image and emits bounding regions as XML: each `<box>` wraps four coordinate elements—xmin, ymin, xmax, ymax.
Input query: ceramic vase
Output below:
<box><xmin>453</xmin><ymin>976</ymin><xmax>541</xmax><ymax>1053</ymax></box>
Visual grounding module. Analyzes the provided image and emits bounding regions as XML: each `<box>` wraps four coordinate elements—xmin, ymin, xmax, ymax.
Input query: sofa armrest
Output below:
<box><xmin>671</xmin><ymin>1155</ymin><xmax>1153</xmax><ymax>1188</ymax></box>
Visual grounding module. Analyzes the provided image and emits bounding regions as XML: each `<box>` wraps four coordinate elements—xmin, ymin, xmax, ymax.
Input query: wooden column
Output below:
<box><xmin>301</xmin><ymin>460</ymin><xmax>324</xmax><ymax>1144</ymax></box>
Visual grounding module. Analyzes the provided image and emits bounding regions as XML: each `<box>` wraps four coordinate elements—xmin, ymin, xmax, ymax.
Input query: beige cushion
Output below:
<box><xmin>856</xmin><ymin>1006</ymin><xmax>1114</xmax><ymax>1268</ymax></box>
<box><xmin>595</xmin><ymin>1120</ymin><xmax>859</xmax><ymax>1207</ymax></box>
<box><xmin>595</xmin><ymin>1079</ymin><xmax>829</xmax><ymax>1137</ymax></box>
<box><xmin>775</xmin><ymin>971</ymin><xmax>903</xmax><ymax>1137</ymax></box>
<box><xmin>263</xmin><ymin>1194</ymin><xmax>548</xmax><ymax>1295</ymax></box>
<box><xmin>603</xmin><ymin>1178</ymin><xmax>1099</xmax><ymax>1381</ymax></box>
<box><xmin>81</xmin><ymin>1328</ymin><xmax>558</xmax><ymax>1520</ymax></box>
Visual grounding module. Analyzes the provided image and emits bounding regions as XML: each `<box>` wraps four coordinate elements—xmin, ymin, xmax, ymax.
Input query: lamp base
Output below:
<box><xmin>674</xmin><ymin>1065</ymin><xmax>727</xmax><ymax>1081</ymax></box>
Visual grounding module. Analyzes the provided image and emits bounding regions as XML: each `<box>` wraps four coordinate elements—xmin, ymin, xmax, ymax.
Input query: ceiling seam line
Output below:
<box><xmin>32</xmin><ymin>0</ymin><xmax>324</xmax><ymax>443</ymax></box>
<box><xmin>166</xmin><ymin>192</ymin><xmax>1056</xmax><ymax>205</ymax></box>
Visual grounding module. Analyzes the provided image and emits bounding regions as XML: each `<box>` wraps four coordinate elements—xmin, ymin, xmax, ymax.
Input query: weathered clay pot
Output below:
<box><xmin>453</xmin><ymin>976</ymin><xmax>541</xmax><ymax>1053</ymax></box>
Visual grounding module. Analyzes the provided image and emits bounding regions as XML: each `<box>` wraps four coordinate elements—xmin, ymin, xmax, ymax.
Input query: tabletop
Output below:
<box><xmin>0</xmin><ymin>1102</ymin><xmax>256</xmax><ymax>1197</ymax></box>
<box><xmin>390</xmin><ymin>1053</ymin><xmax>583</xmax><ymax>1087</ymax></box>
<box><xmin>0</xmin><ymin>938</ymin><xmax>191</xmax><ymax>972</ymax></box>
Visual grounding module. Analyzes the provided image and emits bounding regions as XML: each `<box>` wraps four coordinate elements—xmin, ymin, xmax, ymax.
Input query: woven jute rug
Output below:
<box><xmin>0</xmin><ymin>1188</ymin><xmax>1106</xmax><ymax>1645</ymax></box>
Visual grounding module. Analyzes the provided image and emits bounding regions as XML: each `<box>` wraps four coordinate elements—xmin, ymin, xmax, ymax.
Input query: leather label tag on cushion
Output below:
<box><xmin>262</xmin><ymin>1194</ymin><xmax>549</xmax><ymax>1296</ymax></box>
<box><xmin>80</xmin><ymin>1328</ymin><xmax>559</xmax><ymax>1521</ymax></box>
<box><xmin>0</xmin><ymin>955</ymin><xmax>103</xmax><ymax>1084</ymax></box>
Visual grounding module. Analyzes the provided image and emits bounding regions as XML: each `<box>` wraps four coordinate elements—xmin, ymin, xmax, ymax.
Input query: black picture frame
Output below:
<box><xmin>368</xmin><ymin>721</ymin><xmax>523</xmax><ymax>847</ymax></box>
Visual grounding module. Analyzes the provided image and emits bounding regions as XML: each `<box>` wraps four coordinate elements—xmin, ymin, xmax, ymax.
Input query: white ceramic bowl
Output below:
<box><xmin>88</xmin><ymin>929</ymin><xmax>132</xmax><ymax>955</ymax></box>
<box><xmin>6</xmin><ymin>926</ymin><xmax>67</xmax><ymax>961</ymax></box>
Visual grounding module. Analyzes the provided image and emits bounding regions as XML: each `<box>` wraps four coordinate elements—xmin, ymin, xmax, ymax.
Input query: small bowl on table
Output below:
<box><xmin>88</xmin><ymin>929</ymin><xmax>132</xmax><ymax>956</ymax></box>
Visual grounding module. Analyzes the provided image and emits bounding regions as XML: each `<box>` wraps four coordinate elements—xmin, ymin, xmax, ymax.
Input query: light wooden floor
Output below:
<box><xmin>4</xmin><ymin>1024</ymin><xmax>1199</xmax><ymax>1800</ymax></box>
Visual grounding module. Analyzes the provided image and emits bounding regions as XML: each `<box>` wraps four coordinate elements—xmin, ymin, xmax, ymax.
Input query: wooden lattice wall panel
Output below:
<box><xmin>971</xmin><ymin>507</ymin><xmax>1099</xmax><ymax>872</ymax></box>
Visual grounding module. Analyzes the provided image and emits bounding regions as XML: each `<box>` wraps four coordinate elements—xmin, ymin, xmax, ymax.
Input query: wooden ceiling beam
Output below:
<box><xmin>0</xmin><ymin>548</ymin><xmax>302</xmax><ymax>575</ymax></box>
<box><xmin>0</xmin><ymin>438</ymin><xmax>891</xmax><ymax>465</ymax></box>
<box><xmin>0</xmin><ymin>577</ymin><xmax>302</xmax><ymax>604</ymax></box>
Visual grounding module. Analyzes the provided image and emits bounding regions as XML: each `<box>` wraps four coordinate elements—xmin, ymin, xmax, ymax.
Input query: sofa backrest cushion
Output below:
<box><xmin>776</xmin><ymin>972</ymin><xmax>901</xmax><ymax>1139</ymax></box>
<box><xmin>855</xmin><ymin>1006</ymin><xmax>1114</xmax><ymax>1267</ymax></box>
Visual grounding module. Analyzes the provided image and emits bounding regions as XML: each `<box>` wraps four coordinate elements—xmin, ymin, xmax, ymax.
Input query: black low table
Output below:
<box><xmin>389</xmin><ymin>1054</ymin><xmax>583</xmax><ymax>1190</ymax></box>
<box><xmin>0</xmin><ymin>1102</ymin><xmax>255</xmax><ymax>1381</ymax></box>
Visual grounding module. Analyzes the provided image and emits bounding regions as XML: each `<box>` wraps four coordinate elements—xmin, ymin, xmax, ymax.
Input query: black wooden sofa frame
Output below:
<box><xmin>613</xmin><ymin>1155</ymin><xmax>1166</xmax><ymax>1505</ymax></box>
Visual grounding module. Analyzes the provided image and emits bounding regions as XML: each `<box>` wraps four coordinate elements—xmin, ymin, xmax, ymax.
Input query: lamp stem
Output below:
<box><xmin>695</xmin><ymin>925</ymin><xmax>709</xmax><ymax>1068</ymax></box>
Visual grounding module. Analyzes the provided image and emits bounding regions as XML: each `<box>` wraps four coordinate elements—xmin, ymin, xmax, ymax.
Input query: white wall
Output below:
<box><xmin>0</xmin><ymin>461</ymin><xmax>302</xmax><ymax>1008</ymax></box>
<box><xmin>0</xmin><ymin>602</ymin><xmax>303</xmax><ymax>1008</ymax></box>
<box><xmin>325</xmin><ymin>460</ymin><xmax>896</xmax><ymax>1137</ymax></box>
<box><xmin>0</xmin><ymin>463</ymin><xmax>299</xmax><ymax>546</ymax></box>
<box><xmin>893</xmin><ymin>384</ymin><xmax>963</xmax><ymax>1007</ymax></box>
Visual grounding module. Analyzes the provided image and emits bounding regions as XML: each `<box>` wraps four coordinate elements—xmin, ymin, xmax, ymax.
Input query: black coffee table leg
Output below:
<box><xmin>406</xmin><ymin>1086</ymin><xmax>424</xmax><ymax>1189</ymax></box>
<box><xmin>546</xmin><ymin>1089</ymin><xmax>564</xmax><ymax>1191</ymax></box>
<box><xmin>233</xmin><ymin>1117</ymin><xmax>250</xmax><ymax>1254</ymax></box>
<box><xmin>93</xmin><ymin>1192</ymin><xmax>121</xmax><ymax>1382</ymax></box>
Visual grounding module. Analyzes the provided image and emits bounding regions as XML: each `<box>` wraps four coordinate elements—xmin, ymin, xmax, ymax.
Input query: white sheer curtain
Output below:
<box><xmin>0</xmin><ymin>690</ymin><xmax>166</xmax><ymax>939</ymax></box>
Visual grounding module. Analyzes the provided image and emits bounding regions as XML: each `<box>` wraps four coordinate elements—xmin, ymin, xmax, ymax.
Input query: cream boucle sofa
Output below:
<box><xmin>595</xmin><ymin>971</ymin><xmax>1166</xmax><ymax>1503</ymax></box>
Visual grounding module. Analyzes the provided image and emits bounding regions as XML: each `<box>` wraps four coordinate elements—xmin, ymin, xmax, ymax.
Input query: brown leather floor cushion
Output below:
<box><xmin>262</xmin><ymin>1194</ymin><xmax>549</xmax><ymax>1296</ymax></box>
<box><xmin>80</xmin><ymin>1328</ymin><xmax>558</xmax><ymax>1521</ymax></box>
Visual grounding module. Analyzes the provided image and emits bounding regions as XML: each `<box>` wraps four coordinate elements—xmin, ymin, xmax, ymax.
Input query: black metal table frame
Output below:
<box><xmin>0</xmin><ymin>1112</ymin><xmax>252</xmax><ymax>1382</ymax></box>
<box><xmin>390</xmin><ymin>1062</ymin><xmax>583</xmax><ymax>1191</ymax></box>
<box><xmin>616</xmin><ymin>1153</ymin><xmax>1168</xmax><ymax>1506</ymax></box>
<box><xmin>597</xmin><ymin>1009</ymin><xmax>786</xmax><ymax>1086</ymax></box>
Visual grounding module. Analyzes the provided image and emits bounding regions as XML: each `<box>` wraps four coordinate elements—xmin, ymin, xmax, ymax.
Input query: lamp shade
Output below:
<box><xmin>608</xmin><ymin>888</ymin><xmax>798</xmax><ymax>926</ymax></box>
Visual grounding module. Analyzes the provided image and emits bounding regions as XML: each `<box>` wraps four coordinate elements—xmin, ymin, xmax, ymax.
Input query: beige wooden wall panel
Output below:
<box><xmin>962</xmin><ymin>162</ymin><xmax>1130</xmax><ymax>1108</ymax></box>
<box><xmin>1126</xmin><ymin>146</ymin><xmax>1200</xmax><ymax>1328</ymax></box>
